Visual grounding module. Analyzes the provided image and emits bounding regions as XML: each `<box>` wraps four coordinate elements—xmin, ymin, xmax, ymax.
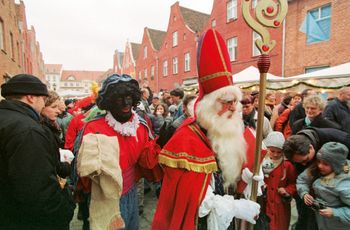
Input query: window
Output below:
<box><xmin>183</xmin><ymin>33</ymin><xmax>187</xmax><ymax>41</ymax></box>
<box><xmin>305</xmin><ymin>66</ymin><xmax>329</xmax><ymax>73</ymax></box>
<box><xmin>211</xmin><ymin>19</ymin><xmax>216</xmax><ymax>28</ymax></box>
<box><xmin>184</xmin><ymin>53</ymin><xmax>190</xmax><ymax>72</ymax></box>
<box><xmin>252</xmin><ymin>31</ymin><xmax>262</xmax><ymax>56</ymax></box>
<box><xmin>173</xmin><ymin>57</ymin><xmax>178</xmax><ymax>74</ymax></box>
<box><xmin>144</xmin><ymin>46</ymin><xmax>147</xmax><ymax>59</ymax></box>
<box><xmin>10</xmin><ymin>32</ymin><xmax>14</xmax><ymax>59</ymax></box>
<box><xmin>172</xmin><ymin>31</ymin><xmax>178</xmax><ymax>47</ymax></box>
<box><xmin>67</xmin><ymin>76</ymin><xmax>75</xmax><ymax>80</ymax></box>
<box><xmin>138</xmin><ymin>71</ymin><xmax>142</xmax><ymax>80</ymax></box>
<box><xmin>163</xmin><ymin>60</ymin><xmax>168</xmax><ymax>76</ymax></box>
<box><xmin>300</xmin><ymin>4</ymin><xmax>332</xmax><ymax>44</ymax></box>
<box><xmin>0</xmin><ymin>19</ymin><xmax>4</xmax><ymax>50</ymax></box>
<box><xmin>70</xmin><ymin>82</ymin><xmax>74</xmax><ymax>87</ymax></box>
<box><xmin>227</xmin><ymin>37</ymin><xmax>237</xmax><ymax>61</ymax></box>
<box><xmin>151</xmin><ymin>65</ymin><xmax>155</xmax><ymax>80</ymax></box>
<box><xmin>227</xmin><ymin>0</ymin><xmax>237</xmax><ymax>22</ymax></box>
<box><xmin>64</xmin><ymin>83</ymin><xmax>68</xmax><ymax>87</ymax></box>
<box><xmin>144</xmin><ymin>69</ymin><xmax>147</xmax><ymax>79</ymax></box>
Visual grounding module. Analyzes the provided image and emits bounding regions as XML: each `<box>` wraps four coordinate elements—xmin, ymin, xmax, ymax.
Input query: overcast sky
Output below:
<box><xmin>22</xmin><ymin>0</ymin><xmax>213</xmax><ymax>71</ymax></box>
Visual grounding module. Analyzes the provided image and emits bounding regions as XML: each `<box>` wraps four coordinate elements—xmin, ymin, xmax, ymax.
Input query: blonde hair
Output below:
<box><xmin>303</xmin><ymin>95</ymin><xmax>325</xmax><ymax>110</ymax></box>
<box><xmin>45</xmin><ymin>90</ymin><xmax>60</xmax><ymax>106</ymax></box>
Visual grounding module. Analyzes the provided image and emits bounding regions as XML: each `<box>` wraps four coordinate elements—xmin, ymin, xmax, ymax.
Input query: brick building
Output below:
<box><xmin>156</xmin><ymin>2</ymin><xmax>210</xmax><ymax>91</ymax></box>
<box><xmin>0</xmin><ymin>0</ymin><xmax>45</xmax><ymax>89</ymax></box>
<box><xmin>122</xmin><ymin>41</ymin><xmax>140</xmax><ymax>78</ymax></box>
<box><xmin>113</xmin><ymin>49</ymin><xmax>124</xmax><ymax>75</ymax></box>
<box><xmin>0</xmin><ymin>0</ymin><xmax>23</xmax><ymax>85</ymax></box>
<box><xmin>45</xmin><ymin>64</ymin><xmax>62</xmax><ymax>91</ymax></box>
<box><xmin>284</xmin><ymin>0</ymin><xmax>350</xmax><ymax>76</ymax></box>
<box><xmin>135</xmin><ymin>27</ymin><xmax>166</xmax><ymax>91</ymax></box>
<box><xmin>60</xmin><ymin>70</ymin><xmax>105</xmax><ymax>94</ymax></box>
<box><xmin>205</xmin><ymin>0</ymin><xmax>284</xmax><ymax>77</ymax></box>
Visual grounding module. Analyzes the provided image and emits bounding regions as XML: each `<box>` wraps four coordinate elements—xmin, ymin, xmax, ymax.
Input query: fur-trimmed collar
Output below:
<box><xmin>105</xmin><ymin>111</ymin><xmax>139</xmax><ymax>137</ymax></box>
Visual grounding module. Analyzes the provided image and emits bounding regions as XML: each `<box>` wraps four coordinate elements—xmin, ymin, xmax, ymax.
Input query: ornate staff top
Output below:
<box><xmin>242</xmin><ymin>0</ymin><xmax>288</xmax><ymax>55</ymax></box>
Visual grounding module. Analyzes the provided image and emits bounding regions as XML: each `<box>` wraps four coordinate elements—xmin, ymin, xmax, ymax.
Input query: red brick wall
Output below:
<box><xmin>0</xmin><ymin>0</ymin><xmax>23</xmax><ymax>84</ymax></box>
<box><xmin>156</xmin><ymin>2</ymin><xmax>199</xmax><ymax>91</ymax></box>
<box><xmin>135</xmin><ymin>28</ymin><xmax>159</xmax><ymax>92</ymax></box>
<box><xmin>204</xmin><ymin>0</ymin><xmax>283</xmax><ymax>77</ymax></box>
<box><xmin>122</xmin><ymin>42</ymin><xmax>137</xmax><ymax>78</ymax></box>
<box><xmin>285</xmin><ymin>0</ymin><xmax>350</xmax><ymax>77</ymax></box>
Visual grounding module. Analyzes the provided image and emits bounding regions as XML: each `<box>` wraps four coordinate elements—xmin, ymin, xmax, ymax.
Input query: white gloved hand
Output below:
<box><xmin>232</xmin><ymin>199</ymin><xmax>260</xmax><ymax>224</ymax></box>
<box><xmin>242</xmin><ymin>167</ymin><xmax>265</xmax><ymax>199</ymax></box>
<box><xmin>59</xmin><ymin>149</ymin><xmax>74</xmax><ymax>163</ymax></box>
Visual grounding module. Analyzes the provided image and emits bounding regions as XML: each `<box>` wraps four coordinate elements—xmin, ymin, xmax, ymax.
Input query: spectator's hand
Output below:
<box><xmin>59</xmin><ymin>149</ymin><xmax>74</xmax><ymax>163</ymax></box>
<box><xmin>303</xmin><ymin>193</ymin><xmax>314</xmax><ymax>206</ymax></box>
<box><xmin>156</xmin><ymin>122</ymin><xmax>174</xmax><ymax>148</ymax></box>
<box><xmin>319</xmin><ymin>208</ymin><xmax>333</xmax><ymax>218</ymax></box>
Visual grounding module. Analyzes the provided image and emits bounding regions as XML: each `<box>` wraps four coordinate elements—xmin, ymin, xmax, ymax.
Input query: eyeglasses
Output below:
<box><xmin>218</xmin><ymin>98</ymin><xmax>237</xmax><ymax>106</ymax></box>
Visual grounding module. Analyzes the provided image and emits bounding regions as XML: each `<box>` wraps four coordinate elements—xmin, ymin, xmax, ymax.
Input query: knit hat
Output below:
<box><xmin>1</xmin><ymin>74</ymin><xmax>48</xmax><ymax>97</ymax></box>
<box><xmin>317</xmin><ymin>142</ymin><xmax>349</xmax><ymax>174</ymax></box>
<box><xmin>263</xmin><ymin>131</ymin><xmax>285</xmax><ymax>149</ymax></box>
<box><xmin>96</xmin><ymin>74</ymin><xmax>138</xmax><ymax>109</ymax></box>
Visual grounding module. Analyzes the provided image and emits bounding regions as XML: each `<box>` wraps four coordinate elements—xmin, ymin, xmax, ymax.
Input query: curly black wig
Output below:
<box><xmin>96</xmin><ymin>81</ymin><xmax>141</xmax><ymax>111</ymax></box>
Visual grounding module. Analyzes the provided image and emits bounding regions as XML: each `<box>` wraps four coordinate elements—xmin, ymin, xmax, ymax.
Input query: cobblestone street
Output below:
<box><xmin>70</xmin><ymin>190</ymin><xmax>158</xmax><ymax>230</ymax></box>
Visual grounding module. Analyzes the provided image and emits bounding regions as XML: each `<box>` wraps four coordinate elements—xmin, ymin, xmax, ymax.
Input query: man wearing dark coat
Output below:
<box><xmin>0</xmin><ymin>74</ymin><xmax>75</xmax><ymax>229</ymax></box>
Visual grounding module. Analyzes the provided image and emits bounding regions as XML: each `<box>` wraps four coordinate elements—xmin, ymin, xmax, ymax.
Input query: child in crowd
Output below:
<box><xmin>261</xmin><ymin>131</ymin><xmax>297</xmax><ymax>230</ymax></box>
<box><xmin>297</xmin><ymin>142</ymin><xmax>350</xmax><ymax>230</ymax></box>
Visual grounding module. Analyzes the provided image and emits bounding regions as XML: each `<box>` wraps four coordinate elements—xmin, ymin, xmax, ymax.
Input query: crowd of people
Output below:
<box><xmin>1</xmin><ymin>28</ymin><xmax>350</xmax><ymax>230</ymax></box>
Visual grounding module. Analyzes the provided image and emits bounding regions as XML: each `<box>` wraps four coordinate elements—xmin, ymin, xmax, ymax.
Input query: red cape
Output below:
<box><xmin>152</xmin><ymin>119</ymin><xmax>215</xmax><ymax>230</ymax></box>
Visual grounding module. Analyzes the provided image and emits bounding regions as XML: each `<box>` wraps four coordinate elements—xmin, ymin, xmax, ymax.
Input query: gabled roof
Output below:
<box><xmin>180</xmin><ymin>6</ymin><xmax>210</xmax><ymax>33</ymax></box>
<box><xmin>118</xmin><ymin>52</ymin><xmax>124</xmax><ymax>68</ymax></box>
<box><xmin>61</xmin><ymin>70</ymin><xmax>105</xmax><ymax>81</ymax></box>
<box><xmin>45</xmin><ymin>64</ymin><xmax>62</xmax><ymax>73</ymax></box>
<box><xmin>97</xmin><ymin>69</ymin><xmax>114</xmax><ymax>83</ymax></box>
<box><xmin>130</xmin><ymin>42</ymin><xmax>141</xmax><ymax>60</ymax></box>
<box><xmin>147</xmin><ymin>28</ymin><xmax>166</xmax><ymax>51</ymax></box>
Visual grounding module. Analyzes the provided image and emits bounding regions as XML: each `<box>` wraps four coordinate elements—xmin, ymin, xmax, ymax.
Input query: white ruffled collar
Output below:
<box><xmin>105</xmin><ymin>111</ymin><xmax>140</xmax><ymax>137</ymax></box>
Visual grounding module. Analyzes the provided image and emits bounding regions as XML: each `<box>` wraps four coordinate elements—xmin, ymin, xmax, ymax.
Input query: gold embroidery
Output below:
<box><xmin>212</xmin><ymin>30</ymin><xmax>232</xmax><ymax>84</ymax></box>
<box><xmin>161</xmin><ymin>149</ymin><xmax>216</xmax><ymax>162</ymax></box>
<box><xmin>159</xmin><ymin>155</ymin><xmax>218</xmax><ymax>173</ymax></box>
<box><xmin>198</xmin><ymin>71</ymin><xmax>232</xmax><ymax>83</ymax></box>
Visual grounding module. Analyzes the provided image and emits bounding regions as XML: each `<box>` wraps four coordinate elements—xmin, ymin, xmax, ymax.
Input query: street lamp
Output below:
<box><xmin>53</xmin><ymin>83</ymin><xmax>57</xmax><ymax>91</ymax></box>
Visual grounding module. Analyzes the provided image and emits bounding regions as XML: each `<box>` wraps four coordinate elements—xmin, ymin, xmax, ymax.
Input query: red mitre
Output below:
<box><xmin>197</xmin><ymin>29</ymin><xmax>234</xmax><ymax>99</ymax></box>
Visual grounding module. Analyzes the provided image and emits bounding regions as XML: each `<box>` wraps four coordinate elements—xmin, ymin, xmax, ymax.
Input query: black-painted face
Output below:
<box><xmin>110</xmin><ymin>94</ymin><xmax>134</xmax><ymax>123</ymax></box>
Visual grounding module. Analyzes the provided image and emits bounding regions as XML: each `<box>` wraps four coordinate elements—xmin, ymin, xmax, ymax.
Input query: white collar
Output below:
<box><xmin>105</xmin><ymin>111</ymin><xmax>140</xmax><ymax>137</ymax></box>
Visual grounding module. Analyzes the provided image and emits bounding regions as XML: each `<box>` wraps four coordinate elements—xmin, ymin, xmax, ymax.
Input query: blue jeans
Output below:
<box><xmin>120</xmin><ymin>186</ymin><xmax>139</xmax><ymax>230</ymax></box>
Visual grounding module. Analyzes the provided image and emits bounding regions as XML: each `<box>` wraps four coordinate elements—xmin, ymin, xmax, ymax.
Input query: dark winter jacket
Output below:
<box><xmin>291</xmin><ymin>113</ymin><xmax>341</xmax><ymax>134</ymax></box>
<box><xmin>0</xmin><ymin>100</ymin><xmax>75</xmax><ymax>229</ymax></box>
<box><xmin>289</xmin><ymin>102</ymin><xmax>305</xmax><ymax>126</ymax></box>
<box><xmin>294</xmin><ymin>127</ymin><xmax>350</xmax><ymax>174</ymax></box>
<box><xmin>323</xmin><ymin>98</ymin><xmax>350</xmax><ymax>134</ymax></box>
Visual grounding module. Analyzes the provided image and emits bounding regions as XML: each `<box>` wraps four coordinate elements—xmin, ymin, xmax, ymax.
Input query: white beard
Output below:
<box><xmin>196</xmin><ymin>95</ymin><xmax>246</xmax><ymax>188</ymax></box>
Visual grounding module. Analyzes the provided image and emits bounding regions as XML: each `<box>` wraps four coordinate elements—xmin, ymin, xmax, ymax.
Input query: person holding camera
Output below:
<box><xmin>261</xmin><ymin>132</ymin><xmax>297</xmax><ymax>230</ymax></box>
<box><xmin>297</xmin><ymin>142</ymin><xmax>350</xmax><ymax>230</ymax></box>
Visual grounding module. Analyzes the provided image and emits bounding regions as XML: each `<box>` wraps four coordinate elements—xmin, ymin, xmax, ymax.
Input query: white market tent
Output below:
<box><xmin>57</xmin><ymin>90</ymin><xmax>90</xmax><ymax>98</ymax></box>
<box><xmin>238</xmin><ymin>62</ymin><xmax>350</xmax><ymax>92</ymax></box>
<box><xmin>183</xmin><ymin>63</ymin><xmax>350</xmax><ymax>93</ymax></box>
<box><xmin>268</xmin><ymin>62</ymin><xmax>350</xmax><ymax>90</ymax></box>
<box><xmin>233</xmin><ymin>66</ymin><xmax>281</xmax><ymax>83</ymax></box>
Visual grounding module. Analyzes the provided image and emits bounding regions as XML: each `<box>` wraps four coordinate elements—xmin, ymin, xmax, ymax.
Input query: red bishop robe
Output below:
<box><xmin>152</xmin><ymin>119</ymin><xmax>261</xmax><ymax>230</ymax></box>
